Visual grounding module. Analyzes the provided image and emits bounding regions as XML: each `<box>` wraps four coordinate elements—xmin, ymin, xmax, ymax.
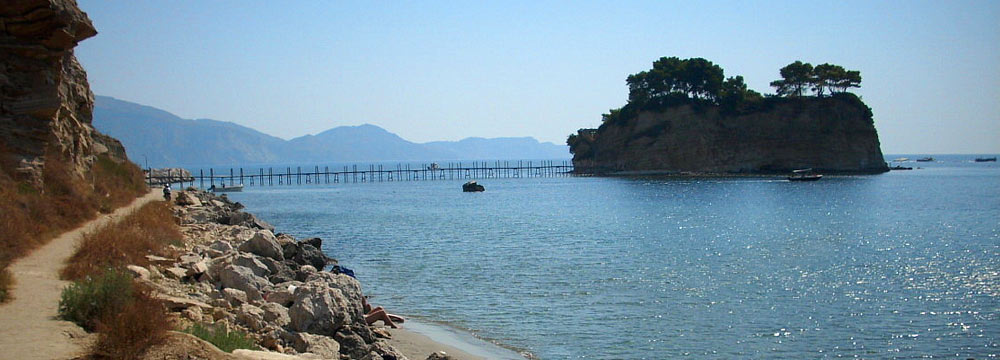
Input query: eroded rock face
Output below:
<box><xmin>1</xmin><ymin>0</ymin><xmax>127</xmax><ymax>184</ymax></box>
<box><xmin>570</xmin><ymin>95</ymin><xmax>889</xmax><ymax>174</ymax></box>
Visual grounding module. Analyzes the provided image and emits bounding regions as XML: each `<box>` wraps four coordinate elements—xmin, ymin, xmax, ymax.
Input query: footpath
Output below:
<box><xmin>0</xmin><ymin>190</ymin><xmax>161</xmax><ymax>360</ymax></box>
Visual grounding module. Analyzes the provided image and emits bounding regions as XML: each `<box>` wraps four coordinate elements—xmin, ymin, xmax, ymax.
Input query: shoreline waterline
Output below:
<box><xmin>388</xmin><ymin>318</ymin><xmax>528</xmax><ymax>360</ymax></box>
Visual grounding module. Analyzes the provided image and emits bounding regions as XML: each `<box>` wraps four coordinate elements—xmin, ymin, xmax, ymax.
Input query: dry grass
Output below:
<box><xmin>0</xmin><ymin>145</ymin><xmax>147</xmax><ymax>302</ymax></box>
<box><xmin>61</xmin><ymin>201</ymin><xmax>181</xmax><ymax>281</ymax></box>
<box><xmin>91</xmin><ymin>288</ymin><xmax>171</xmax><ymax>360</ymax></box>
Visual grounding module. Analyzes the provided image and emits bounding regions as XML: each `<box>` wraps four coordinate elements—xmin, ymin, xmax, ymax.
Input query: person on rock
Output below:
<box><xmin>362</xmin><ymin>296</ymin><xmax>404</xmax><ymax>329</ymax></box>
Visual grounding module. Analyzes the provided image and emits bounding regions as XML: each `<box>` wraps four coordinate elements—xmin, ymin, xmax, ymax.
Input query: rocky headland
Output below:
<box><xmin>137</xmin><ymin>188</ymin><xmax>425</xmax><ymax>359</ymax></box>
<box><xmin>1</xmin><ymin>0</ymin><xmax>128</xmax><ymax>184</ymax></box>
<box><xmin>568</xmin><ymin>57</ymin><xmax>889</xmax><ymax>175</ymax></box>
<box><xmin>569</xmin><ymin>94</ymin><xmax>888</xmax><ymax>175</ymax></box>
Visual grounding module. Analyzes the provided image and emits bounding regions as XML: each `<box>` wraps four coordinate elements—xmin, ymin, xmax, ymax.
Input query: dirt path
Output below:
<box><xmin>0</xmin><ymin>190</ymin><xmax>162</xmax><ymax>360</ymax></box>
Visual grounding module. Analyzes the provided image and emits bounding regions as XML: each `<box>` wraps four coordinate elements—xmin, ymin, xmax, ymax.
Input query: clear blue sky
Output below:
<box><xmin>76</xmin><ymin>0</ymin><xmax>999</xmax><ymax>154</ymax></box>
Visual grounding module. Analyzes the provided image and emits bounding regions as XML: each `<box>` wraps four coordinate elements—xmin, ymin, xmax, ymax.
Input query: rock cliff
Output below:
<box><xmin>569</xmin><ymin>94</ymin><xmax>889</xmax><ymax>174</ymax></box>
<box><xmin>0</xmin><ymin>0</ymin><xmax>126</xmax><ymax>184</ymax></box>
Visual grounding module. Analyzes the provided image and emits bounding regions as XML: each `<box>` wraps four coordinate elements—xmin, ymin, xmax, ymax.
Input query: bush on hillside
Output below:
<box><xmin>183</xmin><ymin>322</ymin><xmax>257</xmax><ymax>353</ymax></box>
<box><xmin>58</xmin><ymin>268</ymin><xmax>135</xmax><ymax>331</ymax></box>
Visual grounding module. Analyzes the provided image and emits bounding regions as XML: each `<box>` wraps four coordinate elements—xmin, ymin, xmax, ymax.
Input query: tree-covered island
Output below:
<box><xmin>568</xmin><ymin>57</ymin><xmax>888</xmax><ymax>175</ymax></box>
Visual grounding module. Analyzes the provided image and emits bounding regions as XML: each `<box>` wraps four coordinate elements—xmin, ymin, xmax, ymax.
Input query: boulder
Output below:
<box><xmin>426</xmin><ymin>351</ymin><xmax>458</xmax><ymax>360</ymax></box>
<box><xmin>334</xmin><ymin>330</ymin><xmax>369</xmax><ymax>360</ymax></box>
<box><xmin>164</xmin><ymin>267</ymin><xmax>187</xmax><ymax>280</ymax></box>
<box><xmin>155</xmin><ymin>295</ymin><xmax>212</xmax><ymax>312</ymax></box>
<box><xmin>291</xmin><ymin>333</ymin><xmax>341</xmax><ymax>358</ymax></box>
<box><xmin>236</xmin><ymin>304</ymin><xmax>267</xmax><ymax>332</ymax></box>
<box><xmin>371</xmin><ymin>341</ymin><xmax>408</xmax><ymax>360</ymax></box>
<box><xmin>209</xmin><ymin>240</ymin><xmax>236</xmax><ymax>255</ymax></box>
<box><xmin>294</xmin><ymin>244</ymin><xmax>330</xmax><ymax>270</ymax></box>
<box><xmin>223</xmin><ymin>288</ymin><xmax>249</xmax><ymax>307</ymax></box>
<box><xmin>259</xmin><ymin>302</ymin><xmax>291</xmax><ymax>328</ymax></box>
<box><xmin>219</xmin><ymin>265</ymin><xmax>271</xmax><ymax>301</ymax></box>
<box><xmin>239</xmin><ymin>230</ymin><xmax>285</xmax><ymax>261</ymax></box>
<box><xmin>303</xmin><ymin>237</ymin><xmax>323</xmax><ymax>249</ymax></box>
<box><xmin>125</xmin><ymin>265</ymin><xmax>150</xmax><ymax>280</ymax></box>
<box><xmin>264</xmin><ymin>283</ymin><xmax>300</xmax><ymax>307</ymax></box>
<box><xmin>179</xmin><ymin>253</ymin><xmax>203</xmax><ymax>265</ymax></box>
<box><xmin>233</xmin><ymin>254</ymin><xmax>271</xmax><ymax>278</ymax></box>
<box><xmin>186</xmin><ymin>260</ymin><xmax>210</xmax><ymax>277</ymax></box>
<box><xmin>175</xmin><ymin>191</ymin><xmax>202</xmax><ymax>206</ymax></box>
<box><xmin>287</xmin><ymin>277</ymin><xmax>364</xmax><ymax>336</ymax></box>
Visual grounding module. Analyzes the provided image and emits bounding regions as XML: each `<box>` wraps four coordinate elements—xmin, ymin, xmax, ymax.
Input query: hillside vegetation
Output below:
<box><xmin>0</xmin><ymin>147</ymin><xmax>147</xmax><ymax>302</ymax></box>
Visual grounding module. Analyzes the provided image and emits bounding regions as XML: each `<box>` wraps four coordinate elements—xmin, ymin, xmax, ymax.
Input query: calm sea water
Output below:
<box><xmin>223</xmin><ymin>155</ymin><xmax>999</xmax><ymax>359</ymax></box>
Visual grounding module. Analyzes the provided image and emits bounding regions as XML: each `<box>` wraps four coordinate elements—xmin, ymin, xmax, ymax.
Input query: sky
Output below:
<box><xmin>75</xmin><ymin>0</ymin><xmax>999</xmax><ymax>154</ymax></box>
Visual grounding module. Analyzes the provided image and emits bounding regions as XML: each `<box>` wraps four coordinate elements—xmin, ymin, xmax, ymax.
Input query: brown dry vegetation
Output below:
<box><xmin>91</xmin><ymin>288</ymin><xmax>171</xmax><ymax>360</ymax></box>
<box><xmin>0</xmin><ymin>145</ymin><xmax>147</xmax><ymax>302</ymax></box>
<box><xmin>59</xmin><ymin>196</ymin><xmax>181</xmax><ymax>359</ymax></box>
<box><xmin>61</xmin><ymin>201</ymin><xmax>181</xmax><ymax>280</ymax></box>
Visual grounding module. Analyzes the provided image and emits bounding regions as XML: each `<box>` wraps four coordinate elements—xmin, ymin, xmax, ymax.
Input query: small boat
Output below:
<box><xmin>916</xmin><ymin>157</ymin><xmax>934</xmax><ymax>162</ymax></box>
<box><xmin>210</xmin><ymin>184</ymin><xmax>244</xmax><ymax>192</ymax></box>
<box><xmin>974</xmin><ymin>157</ymin><xmax>997</xmax><ymax>162</ymax></box>
<box><xmin>890</xmin><ymin>165</ymin><xmax>913</xmax><ymax>170</ymax></box>
<box><xmin>462</xmin><ymin>181</ymin><xmax>485</xmax><ymax>192</ymax></box>
<box><xmin>428</xmin><ymin>163</ymin><xmax>440</xmax><ymax>170</ymax></box>
<box><xmin>788</xmin><ymin>168</ymin><xmax>823</xmax><ymax>181</ymax></box>
<box><xmin>892</xmin><ymin>157</ymin><xmax>909</xmax><ymax>162</ymax></box>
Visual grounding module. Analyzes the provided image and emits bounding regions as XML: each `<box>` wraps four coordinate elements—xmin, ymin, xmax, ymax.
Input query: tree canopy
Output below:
<box><xmin>771</xmin><ymin>61</ymin><xmax>861</xmax><ymax>97</ymax></box>
<box><xmin>588</xmin><ymin>56</ymin><xmax>863</xmax><ymax>131</ymax></box>
<box><xmin>626</xmin><ymin>57</ymin><xmax>725</xmax><ymax>104</ymax></box>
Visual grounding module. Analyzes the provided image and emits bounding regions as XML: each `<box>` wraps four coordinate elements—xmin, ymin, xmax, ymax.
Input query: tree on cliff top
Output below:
<box><xmin>626</xmin><ymin>57</ymin><xmax>725</xmax><ymax>104</ymax></box>
<box><xmin>771</xmin><ymin>61</ymin><xmax>861</xmax><ymax>97</ymax></box>
<box><xmin>770</xmin><ymin>61</ymin><xmax>814</xmax><ymax>97</ymax></box>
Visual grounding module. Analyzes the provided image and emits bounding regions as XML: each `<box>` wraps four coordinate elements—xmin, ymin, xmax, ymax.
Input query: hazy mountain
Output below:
<box><xmin>286</xmin><ymin>124</ymin><xmax>455</xmax><ymax>162</ymax></box>
<box><xmin>424</xmin><ymin>137</ymin><xmax>571</xmax><ymax>161</ymax></box>
<box><xmin>92</xmin><ymin>96</ymin><xmax>570</xmax><ymax>167</ymax></box>
<box><xmin>93</xmin><ymin>96</ymin><xmax>287</xmax><ymax>167</ymax></box>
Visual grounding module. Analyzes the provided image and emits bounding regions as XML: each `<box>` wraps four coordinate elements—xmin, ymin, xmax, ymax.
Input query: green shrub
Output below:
<box><xmin>58</xmin><ymin>268</ymin><xmax>134</xmax><ymax>331</ymax></box>
<box><xmin>183</xmin><ymin>322</ymin><xmax>257</xmax><ymax>353</ymax></box>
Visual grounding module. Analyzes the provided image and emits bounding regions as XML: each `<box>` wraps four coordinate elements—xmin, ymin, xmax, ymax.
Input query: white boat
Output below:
<box><xmin>892</xmin><ymin>157</ymin><xmax>909</xmax><ymax>162</ymax></box>
<box><xmin>787</xmin><ymin>168</ymin><xmax>823</xmax><ymax>181</ymax></box>
<box><xmin>210</xmin><ymin>184</ymin><xmax>244</xmax><ymax>192</ymax></box>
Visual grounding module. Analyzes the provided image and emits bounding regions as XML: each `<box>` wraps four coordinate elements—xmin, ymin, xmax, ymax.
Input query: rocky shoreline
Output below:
<box><xmin>136</xmin><ymin>188</ymin><xmax>450</xmax><ymax>360</ymax></box>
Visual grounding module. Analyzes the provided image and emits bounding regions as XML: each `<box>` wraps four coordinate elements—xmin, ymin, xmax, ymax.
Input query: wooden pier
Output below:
<box><xmin>148</xmin><ymin>160</ymin><xmax>575</xmax><ymax>189</ymax></box>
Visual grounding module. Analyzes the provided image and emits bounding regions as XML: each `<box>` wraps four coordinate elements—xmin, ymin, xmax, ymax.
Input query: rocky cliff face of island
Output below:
<box><xmin>570</xmin><ymin>94</ymin><xmax>889</xmax><ymax>174</ymax></box>
<box><xmin>1</xmin><ymin>0</ymin><xmax>126</xmax><ymax>184</ymax></box>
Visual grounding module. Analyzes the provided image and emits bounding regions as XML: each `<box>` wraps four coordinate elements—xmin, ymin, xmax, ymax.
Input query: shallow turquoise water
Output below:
<box><xmin>224</xmin><ymin>156</ymin><xmax>999</xmax><ymax>359</ymax></box>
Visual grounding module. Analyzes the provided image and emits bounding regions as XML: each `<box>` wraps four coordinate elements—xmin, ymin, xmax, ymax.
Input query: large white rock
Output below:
<box><xmin>287</xmin><ymin>274</ymin><xmax>365</xmax><ymax>336</ymax></box>
<box><xmin>233</xmin><ymin>254</ymin><xmax>271</xmax><ymax>278</ymax></box>
<box><xmin>239</xmin><ymin>230</ymin><xmax>284</xmax><ymax>261</ymax></box>
<box><xmin>219</xmin><ymin>265</ymin><xmax>271</xmax><ymax>301</ymax></box>
<box><xmin>292</xmin><ymin>332</ymin><xmax>341</xmax><ymax>358</ymax></box>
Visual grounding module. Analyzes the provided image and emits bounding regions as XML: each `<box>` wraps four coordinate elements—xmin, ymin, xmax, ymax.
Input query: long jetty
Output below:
<box><xmin>149</xmin><ymin>160</ymin><xmax>575</xmax><ymax>189</ymax></box>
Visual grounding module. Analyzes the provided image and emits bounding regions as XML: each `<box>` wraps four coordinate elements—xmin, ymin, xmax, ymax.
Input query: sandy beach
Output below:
<box><xmin>386</xmin><ymin>327</ymin><xmax>484</xmax><ymax>360</ymax></box>
<box><xmin>384</xmin><ymin>319</ymin><xmax>525</xmax><ymax>360</ymax></box>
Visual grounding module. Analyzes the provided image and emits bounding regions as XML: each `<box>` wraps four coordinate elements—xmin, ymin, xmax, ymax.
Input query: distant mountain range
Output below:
<box><xmin>92</xmin><ymin>96</ymin><xmax>569</xmax><ymax>168</ymax></box>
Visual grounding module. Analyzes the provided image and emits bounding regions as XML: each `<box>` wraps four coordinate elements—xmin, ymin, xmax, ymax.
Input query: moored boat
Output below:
<box><xmin>788</xmin><ymin>168</ymin><xmax>823</xmax><ymax>181</ymax></box>
<box><xmin>974</xmin><ymin>157</ymin><xmax>997</xmax><ymax>162</ymax></box>
<box><xmin>916</xmin><ymin>157</ymin><xmax>934</xmax><ymax>162</ymax></box>
<box><xmin>210</xmin><ymin>184</ymin><xmax>244</xmax><ymax>192</ymax></box>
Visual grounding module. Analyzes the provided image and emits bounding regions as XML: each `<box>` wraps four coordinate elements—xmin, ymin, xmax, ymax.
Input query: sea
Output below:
<box><xmin>217</xmin><ymin>155</ymin><xmax>999</xmax><ymax>359</ymax></box>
